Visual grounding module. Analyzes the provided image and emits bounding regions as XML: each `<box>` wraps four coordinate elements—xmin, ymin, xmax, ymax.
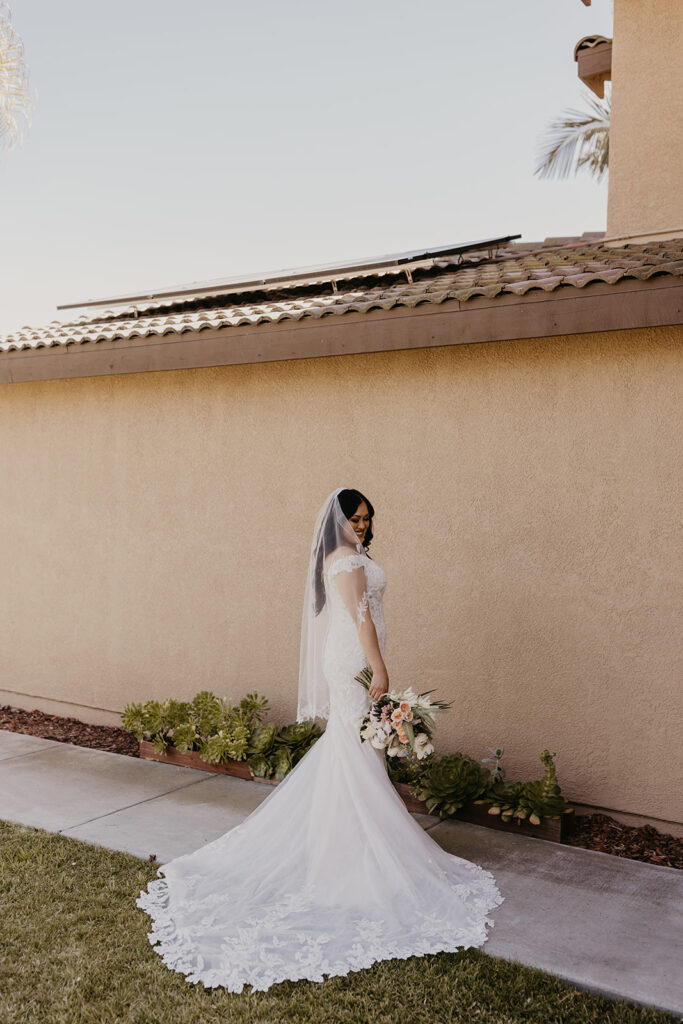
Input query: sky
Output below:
<box><xmin>1</xmin><ymin>0</ymin><xmax>613</xmax><ymax>336</ymax></box>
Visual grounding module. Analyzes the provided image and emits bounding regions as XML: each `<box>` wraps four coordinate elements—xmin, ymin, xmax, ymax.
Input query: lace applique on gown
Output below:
<box><xmin>136</xmin><ymin>549</ymin><xmax>503</xmax><ymax>992</ymax></box>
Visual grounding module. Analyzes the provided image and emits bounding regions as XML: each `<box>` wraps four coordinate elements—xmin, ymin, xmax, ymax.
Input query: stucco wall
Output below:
<box><xmin>1</xmin><ymin>327</ymin><xmax>681</xmax><ymax>826</ymax></box>
<box><xmin>607</xmin><ymin>0</ymin><xmax>683</xmax><ymax>241</ymax></box>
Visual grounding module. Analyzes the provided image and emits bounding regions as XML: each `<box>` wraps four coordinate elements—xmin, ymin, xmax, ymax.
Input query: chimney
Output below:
<box><xmin>605</xmin><ymin>0</ymin><xmax>683</xmax><ymax>244</ymax></box>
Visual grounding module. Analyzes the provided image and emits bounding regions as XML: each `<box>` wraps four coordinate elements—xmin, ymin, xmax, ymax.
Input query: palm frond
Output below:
<box><xmin>0</xmin><ymin>2</ymin><xmax>34</xmax><ymax>155</ymax></box>
<box><xmin>534</xmin><ymin>89</ymin><xmax>610</xmax><ymax>182</ymax></box>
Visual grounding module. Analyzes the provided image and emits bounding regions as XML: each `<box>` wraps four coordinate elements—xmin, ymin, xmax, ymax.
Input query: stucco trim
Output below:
<box><xmin>1</xmin><ymin>277</ymin><xmax>681</xmax><ymax>384</ymax></box>
<box><xmin>604</xmin><ymin>228</ymin><xmax>683</xmax><ymax>246</ymax></box>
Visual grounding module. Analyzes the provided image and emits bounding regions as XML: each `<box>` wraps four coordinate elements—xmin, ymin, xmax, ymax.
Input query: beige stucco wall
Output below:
<box><xmin>606</xmin><ymin>0</ymin><xmax>683</xmax><ymax>241</ymax></box>
<box><xmin>1</xmin><ymin>327</ymin><xmax>682</xmax><ymax>827</ymax></box>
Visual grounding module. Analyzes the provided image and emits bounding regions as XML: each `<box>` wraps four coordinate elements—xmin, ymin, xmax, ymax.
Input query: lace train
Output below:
<box><xmin>137</xmin><ymin>716</ymin><xmax>503</xmax><ymax>992</ymax></box>
<box><xmin>137</xmin><ymin>867</ymin><xmax>503</xmax><ymax>992</ymax></box>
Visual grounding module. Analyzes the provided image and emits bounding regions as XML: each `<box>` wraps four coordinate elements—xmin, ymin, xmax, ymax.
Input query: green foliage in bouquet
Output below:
<box><xmin>386</xmin><ymin>755</ymin><xmax>430</xmax><ymax>785</ymax></box>
<box><xmin>120</xmin><ymin>690</ymin><xmax>270</xmax><ymax>762</ymax></box>
<box><xmin>409</xmin><ymin>752</ymin><xmax>490</xmax><ymax>819</ymax></box>
<box><xmin>246</xmin><ymin>720</ymin><xmax>322</xmax><ymax>779</ymax></box>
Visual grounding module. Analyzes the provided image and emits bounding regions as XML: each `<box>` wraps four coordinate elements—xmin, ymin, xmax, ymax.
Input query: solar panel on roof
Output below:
<box><xmin>57</xmin><ymin>235</ymin><xmax>521</xmax><ymax>311</ymax></box>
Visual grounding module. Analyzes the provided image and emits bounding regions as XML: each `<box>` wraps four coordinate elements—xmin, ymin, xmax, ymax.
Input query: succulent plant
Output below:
<box><xmin>410</xmin><ymin>753</ymin><xmax>490</xmax><ymax>819</ymax></box>
<box><xmin>277</xmin><ymin>720</ymin><xmax>321</xmax><ymax>753</ymax></box>
<box><xmin>190</xmin><ymin>691</ymin><xmax>225</xmax><ymax>737</ymax></box>
<box><xmin>474</xmin><ymin>750</ymin><xmax>575</xmax><ymax>826</ymax></box>
<box><xmin>247</xmin><ymin>753</ymin><xmax>271</xmax><ymax>778</ymax></box>
<box><xmin>246</xmin><ymin>720</ymin><xmax>321</xmax><ymax>779</ymax></box>
<box><xmin>151</xmin><ymin>733</ymin><xmax>168</xmax><ymax>755</ymax></box>
<box><xmin>120</xmin><ymin>698</ymin><xmax>191</xmax><ymax>747</ymax></box>
<box><xmin>275</xmin><ymin>722</ymin><xmax>315</xmax><ymax>747</ymax></box>
<box><xmin>272</xmin><ymin>746</ymin><xmax>293</xmax><ymax>780</ymax></box>
<box><xmin>476</xmin><ymin>779</ymin><xmax>526</xmax><ymax>822</ymax></box>
<box><xmin>170</xmin><ymin>721</ymin><xmax>197</xmax><ymax>753</ymax></box>
<box><xmin>121</xmin><ymin>690</ymin><xmax>270</xmax><ymax>761</ymax></box>
<box><xmin>198</xmin><ymin>722</ymin><xmax>253</xmax><ymax>764</ymax></box>
<box><xmin>163</xmin><ymin>698</ymin><xmax>192</xmax><ymax>729</ymax></box>
<box><xmin>481</xmin><ymin>746</ymin><xmax>506</xmax><ymax>782</ymax></box>
<box><xmin>120</xmin><ymin>702</ymin><xmax>146</xmax><ymax>740</ymax></box>
<box><xmin>247</xmin><ymin>723</ymin><xmax>279</xmax><ymax>755</ymax></box>
<box><xmin>513</xmin><ymin>749</ymin><xmax>572</xmax><ymax>825</ymax></box>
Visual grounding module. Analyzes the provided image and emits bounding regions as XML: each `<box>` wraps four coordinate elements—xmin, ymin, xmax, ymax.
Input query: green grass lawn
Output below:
<box><xmin>0</xmin><ymin>820</ymin><xmax>675</xmax><ymax>1024</ymax></box>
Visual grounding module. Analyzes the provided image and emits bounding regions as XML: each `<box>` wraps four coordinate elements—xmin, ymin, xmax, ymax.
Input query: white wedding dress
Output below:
<box><xmin>137</xmin><ymin>549</ymin><xmax>503</xmax><ymax>992</ymax></box>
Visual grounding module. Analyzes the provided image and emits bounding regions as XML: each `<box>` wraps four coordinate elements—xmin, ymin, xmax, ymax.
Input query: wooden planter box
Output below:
<box><xmin>139</xmin><ymin>742</ymin><xmax>569</xmax><ymax>843</ymax></box>
<box><xmin>392</xmin><ymin>782</ymin><xmax>569</xmax><ymax>842</ymax></box>
<box><xmin>139</xmin><ymin>741</ymin><xmax>253</xmax><ymax>779</ymax></box>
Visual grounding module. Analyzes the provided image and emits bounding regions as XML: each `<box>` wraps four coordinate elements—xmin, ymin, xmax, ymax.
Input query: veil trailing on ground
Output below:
<box><xmin>296</xmin><ymin>487</ymin><xmax>365</xmax><ymax>722</ymax></box>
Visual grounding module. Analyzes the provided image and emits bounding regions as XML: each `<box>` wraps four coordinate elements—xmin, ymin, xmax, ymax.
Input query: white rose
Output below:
<box><xmin>415</xmin><ymin>741</ymin><xmax>434</xmax><ymax>760</ymax></box>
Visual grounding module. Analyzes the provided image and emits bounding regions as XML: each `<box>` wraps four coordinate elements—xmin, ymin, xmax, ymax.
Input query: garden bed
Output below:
<box><xmin>138</xmin><ymin>740</ymin><xmax>253</xmax><ymax>779</ymax></box>
<box><xmin>3</xmin><ymin>704</ymin><xmax>682</xmax><ymax>868</ymax></box>
<box><xmin>140</xmin><ymin>741</ymin><xmax>567</xmax><ymax>841</ymax></box>
<box><xmin>392</xmin><ymin>781</ymin><xmax>567</xmax><ymax>841</ymax></box>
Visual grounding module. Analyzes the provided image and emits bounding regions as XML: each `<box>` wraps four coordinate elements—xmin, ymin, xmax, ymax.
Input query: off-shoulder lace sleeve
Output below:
<box><xmin>328</xmin><ymin>555</ymin><xmax>370</xmax><ymax>629</ymax></box>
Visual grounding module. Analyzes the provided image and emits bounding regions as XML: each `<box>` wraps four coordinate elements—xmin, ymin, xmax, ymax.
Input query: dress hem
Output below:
<box><xmin>136</xmin><ymin>873</ymin><xmax>504</xmax><ymax>993</ymax></box>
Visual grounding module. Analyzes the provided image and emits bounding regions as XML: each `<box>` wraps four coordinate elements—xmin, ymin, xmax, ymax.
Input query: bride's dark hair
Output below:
<box><xmin>313</xmin><ymin>488</ymin><xmax>375</xmax><ymax>615</ymax></box>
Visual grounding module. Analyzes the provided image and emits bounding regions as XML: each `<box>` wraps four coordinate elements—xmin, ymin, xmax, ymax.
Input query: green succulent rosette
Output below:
<box><xmin>410</xmin><ymin>752</ymin><xmax>490</xmax><ymax>819</ymax></box>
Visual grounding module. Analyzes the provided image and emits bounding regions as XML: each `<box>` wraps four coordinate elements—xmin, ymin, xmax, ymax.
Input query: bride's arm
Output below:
<box><xmin>333</xmin><ymin>566</ymin><xmax>389</xmax><ymax>699</ymax></box>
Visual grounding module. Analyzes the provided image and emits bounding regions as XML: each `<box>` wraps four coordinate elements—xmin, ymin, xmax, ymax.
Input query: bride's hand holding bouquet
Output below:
<box><xmin>367</xmin><ymin>662</ymin><xmax>389</xmax><ymax>701</ymax></box>
<box><xmin>355</xmin><ymin>666</ymin><xmax>452</xmax><ymax>760</ymax></box>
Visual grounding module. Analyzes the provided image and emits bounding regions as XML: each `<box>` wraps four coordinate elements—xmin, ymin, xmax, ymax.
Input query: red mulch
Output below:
<box><xmin>565</xmin><ymin>812</ymin><xmax>682</xmax><ymax>870</ymax></box>
<box><xmin>2</xmin><ymin>704</ymin><xmax>681</xmax><ymax>869</ymax></box>
<box><xmin>0</xmin><ymin>705</ymin><xmax>139</xmax><ymax>757</ymax></box>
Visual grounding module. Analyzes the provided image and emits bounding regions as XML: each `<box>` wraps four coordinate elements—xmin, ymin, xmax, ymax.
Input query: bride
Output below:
<box><xmin>136</xmin><ymin>487</ymin><xmax>503</xmax><ymax>992</ymax></box>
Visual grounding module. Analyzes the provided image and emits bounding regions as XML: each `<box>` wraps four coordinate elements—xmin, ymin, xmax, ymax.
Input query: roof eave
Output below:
<box><xmin>2</xmin><ymin>276</ymin><xmax>680</xmax><ymax>385</ymax></box>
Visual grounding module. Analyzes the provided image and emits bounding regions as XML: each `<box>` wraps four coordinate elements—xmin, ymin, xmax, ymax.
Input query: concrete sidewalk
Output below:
<box><xmin>1</xmin><ymin>729</ymin><xmax>681</xmax><ymax>1016</ymax></box>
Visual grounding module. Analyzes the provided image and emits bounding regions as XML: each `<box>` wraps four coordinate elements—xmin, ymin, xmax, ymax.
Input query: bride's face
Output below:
<box><xmin>343</xmin><ymin>501</ymin><xmax>371</xmax><ymax>546</ymax></box>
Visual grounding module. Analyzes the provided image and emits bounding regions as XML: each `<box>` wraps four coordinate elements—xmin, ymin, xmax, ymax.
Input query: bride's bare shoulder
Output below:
<box><xmin>324</xmin><ymin>545</ymin><xmax>360</xmax><ymax>572</ymax></box>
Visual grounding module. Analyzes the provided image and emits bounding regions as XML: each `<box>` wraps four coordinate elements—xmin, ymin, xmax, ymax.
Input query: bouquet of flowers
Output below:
<box><xmin>355</xmin><ymin>667</ymin><xmax>452</xmax><ymax>760</ymax></box>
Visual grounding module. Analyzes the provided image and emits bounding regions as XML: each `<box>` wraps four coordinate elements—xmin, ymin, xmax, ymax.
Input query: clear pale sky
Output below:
<box><xmin>1</xmin><ymin>0</ymin><xmax>613</xmax><ymax>336</ymax></box>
